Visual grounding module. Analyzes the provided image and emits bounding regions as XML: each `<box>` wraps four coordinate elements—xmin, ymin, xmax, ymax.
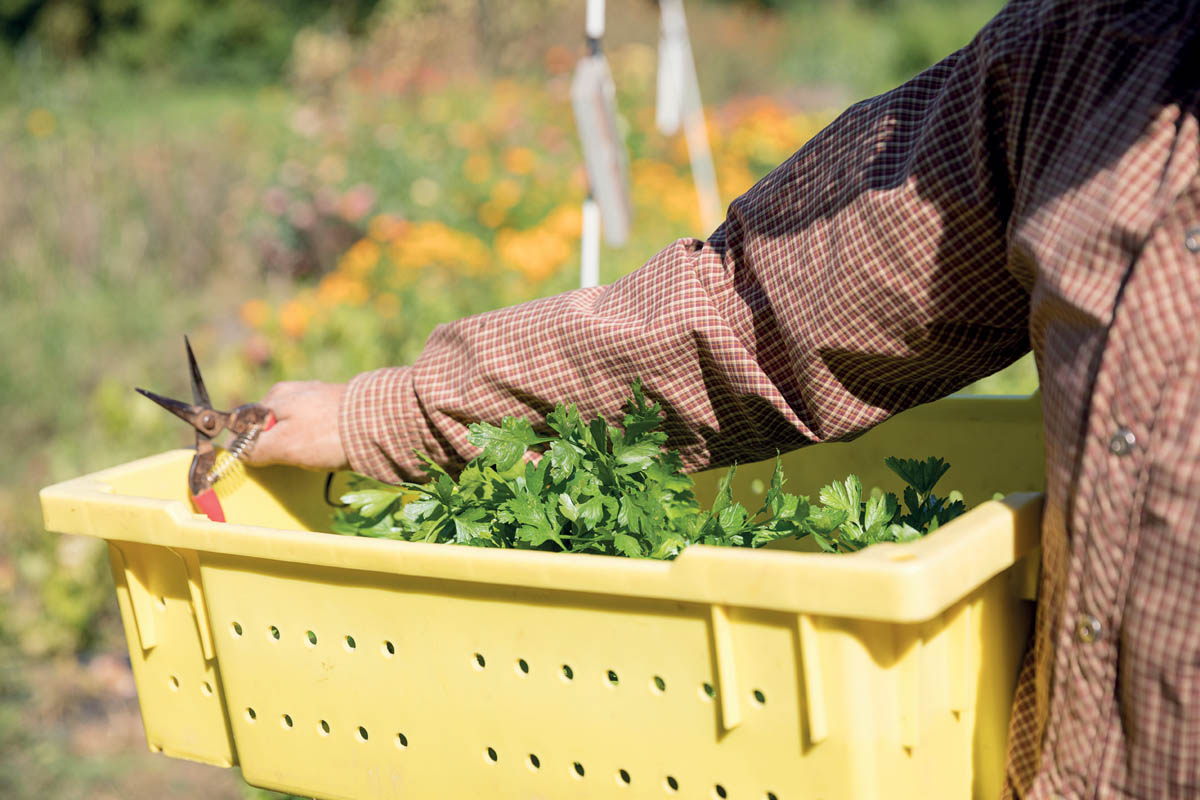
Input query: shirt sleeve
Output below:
<box><xmin>339</xmin><ymin>3</ymin><xmax>1035</xmax><ymax>484</ymax></box>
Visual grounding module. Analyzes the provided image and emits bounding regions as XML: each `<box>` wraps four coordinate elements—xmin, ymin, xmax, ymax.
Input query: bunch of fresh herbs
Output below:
<box><xmin>330</xmin><ymin>382</ymin><xmax>967</xmax><ymax>557</ymax></box>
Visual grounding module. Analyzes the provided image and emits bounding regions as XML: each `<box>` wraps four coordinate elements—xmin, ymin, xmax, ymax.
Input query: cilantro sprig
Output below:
<box><xmin>331</xmin><ymin>382</ymin><xmax>968</xmax><ymax>558</ymax></box>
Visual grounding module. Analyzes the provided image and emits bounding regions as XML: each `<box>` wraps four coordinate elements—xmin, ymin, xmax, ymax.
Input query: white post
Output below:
<box><xmin>581</xmin><ymin>197</ymin><xmax>601</xmax><ymax>288</ymax></box>
<box><xmin>657</xmin><ymin>0</ymin><xmax>721</xmax><ymax>234</ymax></box>
<box><xmin>585</xmin><ymin>0</ymin><xmax>605</xmax><ymax>40</ymax></box>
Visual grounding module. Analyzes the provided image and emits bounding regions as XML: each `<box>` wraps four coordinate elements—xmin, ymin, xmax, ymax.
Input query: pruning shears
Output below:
<box><xmin>135</xmin><ymin>337</ymin><xmax>276</xmax><ymax>522</ymax></box>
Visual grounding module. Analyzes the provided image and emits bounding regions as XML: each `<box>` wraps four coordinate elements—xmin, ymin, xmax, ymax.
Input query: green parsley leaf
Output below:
<box><xmin>468</xmin><ymin>417</ymin><xmax>553</xmax><ymax>471</ymax></box>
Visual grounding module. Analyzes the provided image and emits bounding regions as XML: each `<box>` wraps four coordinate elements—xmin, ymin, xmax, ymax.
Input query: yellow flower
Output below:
<box><xmin>543</xmin><ymin>205</ymin><xmax>582</xmax><ymax>239</ymax></box>
<box><xmin>317</xmin><ymin>272</ymin><xmax>368</xmax><ymax>307</ymax></box>
<box><xmin>279</xmin><ymin>299</ymin><xmax>313</xmax><ymax>339</ymax></box>
<box><xmin>490</xmin><ymin>178</ymin><xmax>521</xmax><ymax>210</ymax></box>
<box><xmin>391</xmin><ymin>221</ymin><xmax>491</xmax><ymax>274</ymax></box>
<box><xmin>496</xmin><ymin>215</ymin><xmax>574</xmax><ymax>282</ymax></box>
<box><xmin>239</xmin><ymin>299</ymin><xmax>271</xmax><ymax>329</ymax></box>
<box><xmin>503</xmin><ymin>146</ymin><xmax>536</xmax><ymax>176</ymax></box>
<box><xmin>463</xmin><ymin>154</ymin><xmax>492</xmax><ymax>184</ymax></box>
<box><xmin>26</xmin><ymin>108</ymin><xmax>55</xmax><ymax>138</ymax></box>
<box><xmin>633</xmin><ymin>160</ymin><xmax>700</xmax><ymax>227</ymax></box>
<box><xmin>338</xmin><ymin>238</ymin><xmax>381</xmax><ymax>276</ymax></box>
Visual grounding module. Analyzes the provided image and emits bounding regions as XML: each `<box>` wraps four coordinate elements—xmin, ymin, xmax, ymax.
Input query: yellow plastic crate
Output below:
<box><xmin>40</xmin><ymin>394</ymin><xmax>1043</xmax><ymax>800</ymax></box>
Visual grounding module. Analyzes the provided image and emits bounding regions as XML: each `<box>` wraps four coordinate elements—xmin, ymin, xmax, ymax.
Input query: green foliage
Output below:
<box><xmin>333</xmin><ymin>384</ymin><xmax>968</xmax><ymax>558</ymax></box>
<box><xmin>0</xmin><ymin>0</ymin><xmax>379</xmax><ymax>82</ymax></box>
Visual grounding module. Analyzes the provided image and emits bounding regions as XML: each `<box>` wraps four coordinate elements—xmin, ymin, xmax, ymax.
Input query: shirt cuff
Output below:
<box><xmin>338</xmin><ymin>366</ymin><xmax>414</xmax><ymax>483</ymax></box>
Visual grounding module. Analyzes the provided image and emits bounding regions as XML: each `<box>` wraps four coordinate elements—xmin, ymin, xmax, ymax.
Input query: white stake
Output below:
<box><xmin>581</xmin><ymin>197</ymin><xmax>601</xmax><ymax>288</ymax></box>
<box><xmin>586</xmin><ymin>0</ymin><xmax>605</xmax><ymax>40</ymax></box>
<box><xmin>657</xmin><ymin>0</ymin><xmax>721</xmax><ymax>233</ymax></box>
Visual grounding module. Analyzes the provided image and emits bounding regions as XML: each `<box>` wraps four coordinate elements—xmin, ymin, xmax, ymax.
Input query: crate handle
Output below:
<box><xmin>710</xmin><ymin>604</ymin><xmax>742</xmax><ymax>731</ymax></box>
<box><xmin>895</xmin><ymin>626</ymin><xmax>921</xmax><ymax>751</ymax></box>
<box><xmin>111</xmin><ymin>543</ymin><xmax>157</xmax><ymax>651</ymax></box>
<box><xmin>797</xmin><ymin>614</ymin><xmax>828</xmax><ymax>744</ymax></box>
<box><xmin>169</xmin><ymin>548</ymin><xmax>216</xmax><ymax>661</ymax></box>
<box><xmin>947</xmin><ymin>601</ymin><xmax>973</xmax><ymax>715</ymax></box>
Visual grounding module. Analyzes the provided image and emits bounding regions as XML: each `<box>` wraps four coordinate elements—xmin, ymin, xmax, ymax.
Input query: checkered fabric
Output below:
<box><xmin>339</xmin><ymin>1</ymin><xmax>1200</xmax><ymax>796</ymax></box>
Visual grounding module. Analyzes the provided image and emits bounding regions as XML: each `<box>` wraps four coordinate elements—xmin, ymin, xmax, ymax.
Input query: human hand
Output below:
<box><xmin>246</xmin><ymin>380</ymin><xmax>349</xmax><ymax>471</ymax></box>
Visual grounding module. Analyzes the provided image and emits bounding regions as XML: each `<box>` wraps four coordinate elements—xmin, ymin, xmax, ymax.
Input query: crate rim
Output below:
<box><xmin>40</xmin><ymin>449</ymin><xmax>1042</xmax><ymax>624</ymax></box>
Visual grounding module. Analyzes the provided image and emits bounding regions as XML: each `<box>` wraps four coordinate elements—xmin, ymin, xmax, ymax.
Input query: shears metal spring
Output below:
<box><xmin>136</xmin><ymin>337</ymin><xmax>276</xmax><ymax>522</ymax></box>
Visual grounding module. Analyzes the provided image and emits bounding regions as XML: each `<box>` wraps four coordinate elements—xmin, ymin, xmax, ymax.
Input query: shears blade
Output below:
<box><xmin>184</xmin><ymin>336</ymin><xmax>211</xmax><ymax>409</ymax></box>
<box><xmin>133</xmin><ymin>387</ymin><xmax>212</xmax><ymax>439</ymax></box>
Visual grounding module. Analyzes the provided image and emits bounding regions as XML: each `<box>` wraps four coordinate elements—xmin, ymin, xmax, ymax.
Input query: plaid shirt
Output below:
<box><xmin>340</xmin><ymin>1</ymin><xmax>1200</xmax><ymax>796</ymax></box>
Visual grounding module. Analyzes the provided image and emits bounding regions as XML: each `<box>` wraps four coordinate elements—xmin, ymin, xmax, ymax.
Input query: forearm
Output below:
<box><xmin>341</xmin><ymin>3</ymin><xmax>1035</xmax><ymax>484</ymax></box>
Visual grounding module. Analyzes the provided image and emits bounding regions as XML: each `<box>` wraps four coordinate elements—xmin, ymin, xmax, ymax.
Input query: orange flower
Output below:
<box><xmin>338</xmin><ymin>238</ymin><xmax>381</xmax><ymax>276</ymax></box>
<box><xmin>317</xmin><ymin>272</ymin><xmax>368</xmax><ymax>307</ymax></box>
<box><xmin>391</xmin><ymin>221</ymin><xmax>491</xmax><ymax>274</ymax></box>
<box><xmin>279</xmin><ymin>299</ymin><xmax>313</xmax><ymax>339</ymax></box>
<box><xmin>239</xmin><ymin>299</ymin><xmax>271</xmax><ymax>329</ymax></box>
<box><xmin>496</xmin><ymin>220</ymin><xmax>573</xmax><ymax>282</ymax></box>
<box><xmin>503</xmin><ymin>146</ymin><xmax>536</xmax><ymax>176</ymax></box>
<box><xmin>543</xmin><ymin>205</ymin><xmax>582</xmax><ymax>239</ymax></box>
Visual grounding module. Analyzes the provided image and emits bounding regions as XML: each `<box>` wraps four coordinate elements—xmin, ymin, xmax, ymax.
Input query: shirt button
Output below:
<box><xmin>1187</xmin><ymin>226</ymin><xmax>1200</xmax><ymax>253</ymax></box>
<box><xmin>1109</xmin><ymin>426</ymin><xmax>1136</xmax><ymax>455</ymax></box>
<box><xmin>1076</xmin><ymin>615</ymin><xmax>1102</xmax><ymax>644</ymax></box>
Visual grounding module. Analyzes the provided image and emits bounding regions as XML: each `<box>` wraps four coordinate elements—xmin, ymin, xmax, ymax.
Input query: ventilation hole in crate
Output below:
<box><xmin>201</xmin><ymin>681</ymin><xmax>214</xmax><ymax>696</ymax></box>
<box><xmin>167</xmin><ymin>675</ymin><xmax>179</xmax><ymax>691</ymax></box>
<box><xmin>485</xmin><ymin>746</ymin><xmax>498</xmax><ymax>763</ymax></box>
<box><xmin>561</xmin><ymin>664</ymin><xmax>574</xmax><ymax>681</ymax></box>
<box><xmin>282</xmin><ymin>714</ymin><xmax>293</xmax><ymax>729</ymax></box>
<box><xmin>766</xmin><ymin>792</ymin><xmax>779</xmax><ymax>800</ymax></box>
<box><xmin>753</xmin><ymin>689</ymin><xmax>767</xmax><ymax>705</ymax></box>
<box><xmin>231</xmin><ymin>621</ymin><xmax>243</xmax><ymax>637</ymax></box>
<box><xmin>356</xmin><ymin>726</ymin><xmax>369</xmax><ymax>742</ymax></box>
<box><xmin>606</xmin><ymin>669</ymin><xmax>620</xmax><ymax>686</ymax></box>
<box><xmin>306</xmin><ymin>630</ymin><xmax>318</xmax><ymax>646</ymax></box>
<box><xmin>245</xmin><ymin>707</ymin><xmax>257</xmax><ymax>722</ymax></box>
<box><xmin>517</xmin><ymin>658</ymin><xmax>529</xmax><ymax>675</ymax></box>
<box><xmin>156</xmin><ymin>595</ymin><xmax>167</xmax><ymax>610</ymax></box>
<box><xmin>714</xmin><ymin>785</ymin><xmax>727</xmax><ymax>799</ymax></box>
<box><xmin>701</xmin><ymin>682</ymin><xmax>716</xmax><ymax>701</ymax></box>
<box><xmin>319</xmin><ymin>720</ymin><xmax>330</xmax><ymax>736</ymax></box>
<box><xmin>618</xmin><ymin>768</ymin><xmax>632</xmax><ymax>785</ymax></box>
<box><xmin>653</xmin><ymin>676</ymin><xmax>666</xmax><ymax>693</ymax></box>
<box><xmin>395</xmin><ymin>732</ymin><xmax>408</xmax><ymax>749</ymax></box>
<box><xmin>474</xmin><ymin>653</ymin><xmax>486</xmax><ymax>669</ymax></box>
<box><xmin>573</xmin><ymin>761</ymin><xmax>586</xmax><ymax>778</ymax></box>
<box><xmin>527</xmin><ymin>754</ymin><xmax>540</xmax><ymax>771</ymax></box>
<box><xmin>383</xmin><ymin>640</ymin><xmax>395</xmax><ymax>657</ymax></box>
<box><xmin>345</xmin><ymin>635</ymin><xmax>357</xmax><ymax>652</ymax></box>
<box><xmin>269</xmin><ymin>625</ymin><xmax>280</xmax><ymax>641</ymax></box>
<box><xmin>665</xmin><ymin>775</ymin><xmax>680</xmax><ymax>793</ymax></box>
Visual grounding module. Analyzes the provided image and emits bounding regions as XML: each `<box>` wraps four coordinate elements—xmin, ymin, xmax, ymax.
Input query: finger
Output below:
<box><xmin>244</xmin><ymin>417</ymin><xmax>291</xmax><ymax>466</ymax></box>
<box><xmin>260</xmin><ymin>380</ymin><xmax>303</xmax><ymax>410</ymax></box>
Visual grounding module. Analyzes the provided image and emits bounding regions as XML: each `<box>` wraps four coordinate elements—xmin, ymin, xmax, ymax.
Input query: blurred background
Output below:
<box><xmin>0</xmin><ymin>0</ymin><xmax>1031</xmax><ymax>796</ymax></box>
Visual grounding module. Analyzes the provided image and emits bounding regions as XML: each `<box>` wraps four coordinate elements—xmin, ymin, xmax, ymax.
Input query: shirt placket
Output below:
<box><xmin>1038</xmin><ymin>178</ymin><xmax>1200</xmax><ymax>800</ymax></box>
